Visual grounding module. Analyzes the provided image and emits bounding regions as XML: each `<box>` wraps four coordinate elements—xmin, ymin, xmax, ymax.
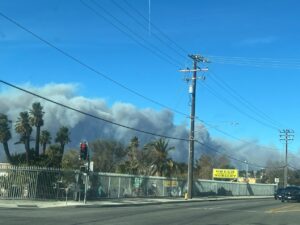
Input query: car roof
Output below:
<box><xmin>286</xmin><ymin>186</ymin><xmax>300</xmax><ymax>189</ymax></box>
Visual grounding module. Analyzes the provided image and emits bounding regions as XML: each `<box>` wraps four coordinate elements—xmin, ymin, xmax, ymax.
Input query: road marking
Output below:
<box><xmin>266</xmin><ymin>204</ymin><xmax>299</xmax><ymax>213</ymax></box>
<box><xmin>189</xmin><ymin>207</ymin><xmax>257</xmax><ymax>213</ymax></box>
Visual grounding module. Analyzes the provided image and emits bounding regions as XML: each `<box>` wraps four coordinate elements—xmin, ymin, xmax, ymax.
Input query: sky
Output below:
<box><xmin>1</xmin><ymin>0</ymin><xmax>300</xmax><ymax>168</ymax></box>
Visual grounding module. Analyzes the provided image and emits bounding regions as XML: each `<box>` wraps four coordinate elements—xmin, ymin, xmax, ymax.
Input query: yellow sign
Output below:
<box><xmin>213</xmin><ymin>169</ymin><xmax>238</xmax><ymax>179</ymax></box>
<box><xmin>163</xmin><ymin>180</ymin><xmax>178</xmax><ymax>187</ymax></box>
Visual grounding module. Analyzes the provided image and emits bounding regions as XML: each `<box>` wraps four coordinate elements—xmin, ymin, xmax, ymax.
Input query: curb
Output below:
<box><xmin>75</xmin><ymin>196</ymin><xmax>273</xmax><ymax>208</ymax></box>
<box><xmin>0</xmin><ymin>196</ymin><xmax>273</xmax><ymax>209</ymax></box>
<box><xmin>17</xmin><ymin>205</ymin><xmax>38</xmax><ymax>208</ymax></box>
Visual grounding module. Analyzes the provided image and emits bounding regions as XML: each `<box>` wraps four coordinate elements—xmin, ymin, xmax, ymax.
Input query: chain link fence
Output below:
<box><xmin>0</xmin><ymin>164</ymin><xmax>75</xmax><ymax>200</ymax></box>
<box><xmin>0</xmin><ymin>165</ymin><xmax>277</xmax><ymax>200</ymax></box>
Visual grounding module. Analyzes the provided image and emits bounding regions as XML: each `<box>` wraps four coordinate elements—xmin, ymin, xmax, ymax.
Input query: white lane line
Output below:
<box><xmin>189</xmin><ymin>207</ymin><xmax>258</xmax><ymax>213</ymax></box>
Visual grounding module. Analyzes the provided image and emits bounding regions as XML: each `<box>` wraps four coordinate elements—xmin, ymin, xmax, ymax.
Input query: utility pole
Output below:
<box><xmin>244</xmin><ymin>160</ymin><xmax>248</xmax><ymax>179</ymax></box>
<box><xmin>280</xmin><ymin>129</ymin><xmax>295</xmax><ymax>188</ymax></box>
<box><xmin>179</xmin><ymin>54</ymin><xmax>208</xmax><ymax>199</ymax></box>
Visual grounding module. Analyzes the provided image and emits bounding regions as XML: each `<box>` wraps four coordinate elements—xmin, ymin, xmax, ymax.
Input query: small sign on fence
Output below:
<box><xmin>163</xmin><ymin>180</ymin><xmax>178</xmax><ymax>187</ymax></box>
<box><xmin>134</xmin><ymin>178</ymin><xmax>143</xmax><ymax>188</ymax></box>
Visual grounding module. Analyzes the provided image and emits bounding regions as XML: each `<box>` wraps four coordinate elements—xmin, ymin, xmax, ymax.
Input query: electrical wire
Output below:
<box><xmin>201</xmin><ymin>83</ymin><xmax>280</xmax><ymax>131</ymax></box>
<box><xmin>84</xmin><ymin>1</ymin><xmax>286</xmax><ymax>150</ymax></box>
<box><xmin>111</xmin><ymin>0</ymin><xmax>188</xmax><ymax>62</ymax></box>
<box><xmin>1</xmin><ymin>79</ymin><xmax>285</xmax><ymax>169</ymax></box>
<box><xmin>82</xmin><ymin>0</ymin><xmax>183</xmax><ymax>68</ymax></box>
<box><xmin>206</xmin><ymin>55</ymin><xmax>300</xmax><ymax>69</ymax></box>
<box><xmin>208</xmin><ymin>70</ymin><xmax>284</xmax><ymax>129</ymax></box>
<box><xmin>288</xmin><ymin>164</ymin><xmax>300</xmax><ymax>170</ymax></box>
<box><xmin>0</xmin><ymin>10</ymin><xmax>286</xmax><ymax>169</ymax></box>
<box><xmin>109</xmin><ymin>0</ymin><xmax>287</xmax><ymax>135</ymax></box>
<box><xmin>0</xmin><ymin>79</ymin><xmax>190</xmax><ymax>142</ymax></box>
<box><xmin>123</xmin><ymin>0</ymin><xmax>189</xmax><ymax>56</ymax></box>
<box><xmin>120</xmin><ymin>2</ymin><xmax>300</xmax><ymax>70</ymax></box>
<box><xmin>194</xmin><ymin>140</ymin><xmax>285</xmax><ymax>169</ymax></box>
<box><xmin>200</xmin><ymin>81</ymin><xmax>280</xmax><ymax>131</ymax></box>
<box><xmin>0</xmin><ymin>9</ymin><xmax>250</xmax><ymax>144</ymax></box>
<box><xmin>0</xmin><ymin>10</ymin><xmax>190</xmax><ymax>119</ymax></box>
<box><xmin>207</xmin><ymin>55</ymin><xmax>300</xmax><ymax>64</ymax></box>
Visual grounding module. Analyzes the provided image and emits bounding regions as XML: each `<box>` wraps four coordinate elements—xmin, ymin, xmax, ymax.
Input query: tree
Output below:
<box><xmin>29</xmin><ymin>102</ymin><xmax>44</xmax><ymax>157</ymax></box>
<box><xmin>146</xmin><ymin>138</ymin><xmax>175</xmax><ymax>177</ymax></box>
<box><xmin>91</xmin><ymin>139</ymin><xmax>126</xmax><ymax>172</ymax></box>
<box><xmin>0</xmin><ymin>114</ymin><xmax>12</xmax><ymax>163</ymax></box>
<box><xmin>126</xmin><ymin>136</ymin><xmax>140</xmax><ymax>174</ymax></box>
<box><xmin>44</xmin><ymin>144</ymin><xmax>63</xmax><ymax>168</ymax></box>
<box><xmin>55</xmin><ymin>126</ymin><xmax>70</xmax><ymax>156</ymax></box>
<box><xmin>287</xmin><ymin>169</ymin><xmax>300</xmax><ymax>186</ymax></box>
<box><xmin>261</xmin><ymin>160</ymin><xmax>284</xmax><ymax>185</ymax></box>
<box><xmin>15</xmin><ymin>111</ymin><xmax>32</xmax><ymax>164</ymax></box>
<box><xmin>196</xmin><ymin>154</ymin><xmax>214</xmax><ymax>179</ymax></box>
<box><xmin>172</xmin><ymin>162</ymin><xmax>188</xmax><ymax>179</ymax></box>
<box><xmin>40</xmin><ymin>130</ymin><xmax>51</xmax><ymax>155</ymax></box>
<box><xmin>62</xmin><ymin>149</ymin><xmax>81</xmax><ymax>170</ymax></box>
<box><xmin>213</xmin><ymin>155</ymin><xmax>233</xmax><ymax>169</ymax></box>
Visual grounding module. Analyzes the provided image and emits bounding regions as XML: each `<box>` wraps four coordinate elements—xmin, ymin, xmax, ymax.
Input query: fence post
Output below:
<box><xmin>34</xmin><ymin>170</ymin><xmax>39</xmax><ymax>199</ymax></box>
<box><xmin>146</xmin><ymin>179</ymin><xmax>148</xmax><ymax>197</ymax></box>
<box><xmin>118</xmin><ymin>177</ymin><xmax>121</xmax><ymax>198</ymax></box>
<box><xmin>108</xmin><ymin>176</ymin><xmax>111</xmax><ymax>198</ymax></box>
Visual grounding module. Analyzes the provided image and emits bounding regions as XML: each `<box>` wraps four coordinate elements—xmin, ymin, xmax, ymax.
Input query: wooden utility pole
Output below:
<box><xmin>280</xmin><ymin>129</ymin><xmax>294</xmax><ymax>188</ymax></box>
<box><xmin>179</xmin><ymin>54</ymin><xmax>208</xmax><ymax>199</ymax></box>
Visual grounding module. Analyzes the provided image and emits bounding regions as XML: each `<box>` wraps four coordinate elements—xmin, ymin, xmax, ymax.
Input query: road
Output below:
<box><xmin>0</xmin><ymin>199</ymin><xmax>300</xmax><ymax>225</ymax></box>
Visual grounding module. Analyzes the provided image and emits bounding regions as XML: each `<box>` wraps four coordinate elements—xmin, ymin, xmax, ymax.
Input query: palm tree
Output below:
<box><xmin>29</xmin><ymin>102</ymin><xmax>44</xmax><ymax>157</ymax></box>
<box><xmin>15</xmin><ymin>111</ymin><xmax>32</xmax><ymax>164</ymax></box>
<box><xmin>0</xmin><ymin>114</ymin><xmax>12</xmax><ymax>163</ymax></box>
<box><xmin>40</xmin><ymin>130</ymin><xmax>51</xmax><ymax>154</ymax></box>
<box><xmin>127</xmin><ymin>136</ymin><xmax>139</xmax><ymax>174</ymax></box>
<box><xmin>147</xmin><ymin>138</ymin><xmax>175</xmax><ymax>177</ymax></box>
<box><xmin>55</xmin><ymin>126</ymin><xmax>70</xmax><ymax>156</ymax></box>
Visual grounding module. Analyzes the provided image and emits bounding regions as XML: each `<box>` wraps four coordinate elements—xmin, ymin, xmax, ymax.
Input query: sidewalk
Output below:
<box><xmin>0</xmin><ymin>196</ymin><xmax>273</xmax><ymax>209</ymax></box>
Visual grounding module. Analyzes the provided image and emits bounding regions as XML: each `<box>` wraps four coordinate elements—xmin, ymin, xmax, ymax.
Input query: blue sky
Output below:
<box><xmin>1</xmin><ymin>0</ymin><xmax>300</xmax><ymax>160</ymax></box>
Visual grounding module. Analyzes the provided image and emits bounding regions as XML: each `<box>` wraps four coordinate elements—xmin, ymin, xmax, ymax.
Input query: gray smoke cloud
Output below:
<box><xmin>0</xmin><ymin>82</ymin><xmax>297</xmax><ymax>168</ymax></box>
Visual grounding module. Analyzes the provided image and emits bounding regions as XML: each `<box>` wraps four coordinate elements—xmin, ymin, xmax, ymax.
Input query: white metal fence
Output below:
<box><xmin>0</xmin><ymin>165</ymin><xmax>277</xmax><ymax>200</ymax></box>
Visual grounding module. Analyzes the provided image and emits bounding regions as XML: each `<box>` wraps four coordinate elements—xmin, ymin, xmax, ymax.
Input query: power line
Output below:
<box><xmin>207</xmin><ymin>55</ymin><xmax>300</xmax><ymax>64</ymax></box>
<box><xmin>0</xmin><ymin>79</ymin><xmax>190</xmax><ymax>142</ymax></box>
<box><xmin>1</xmin><ymin>3</ymin><xmax>282</xmax><ymax>147</ymax></box>
<box><xmin>1</xmin><ymin>79</ymin><xmax>284</xmax><ymax>170</ymax></box>
<box><xmin>288</xmin><ymin>164</ymin><xmax>300</xmax><ymax>170</ymax></box>
<box><xmin>0</xmin><ymin>9</ymin><xmax>185</xmax><ymax>121</ymax></box>
<box><xmin>0</xmin><ymin>5</ymin><xmax>262</xmax><ymax>148</ymax></box>
<box><xmin>280</xmin><ymin>129</ymin><xmax>295</xmax><ymax>188</ymax></box>
<box><xmin>0</xmin><ymin>10</ymin><xmax>190</xmax><ymax>118</ymax></box>
<box><xmin>194</xmin><ymin>140</ymin><xmax>285</xmax><ymax>169</ymax></box>
<box><xmin>120</xmin><ymin>2</ymin><xmax>300</xmax><ymax>71</ymax></box>
<box><xmin>123</xmin><ymin>0</ymin><xmax>189</xmax><ymax>56</ymax></box>
<box><xmin>200</xmin><ymin>81</ymin><xmax>280</xmax><ymax>131</ymax></box>
<box><xmin>0</xmin><ymin>10</ymin><xmax>285</xmax><ymax>168</ymax></box>
<box><xmin>208</xmin><ymin>70</ymin><xmax>284</xmax><ymax>129</ymax></box>
<box><xmin>0</xmin><ymin>8</ymin><xmax>271</xmax><ymax>150</ymax></box>
<box><xmin>81</xmin><ymin>0</ymin><xmax>183</xmax><ymax>67</ymax></box>
<box><xmin>206</xmin><ymin>55</ymin><xmax>300</xmax><ymax>69</ymax></box>
<box><xmin>199</xmin><ymin>119</ymin><xmax>282</xmax><ymax>155</ymax></box>
<box><xmin>84</xmin><ymin>5</ymin><xmax>283</xmax><ymax>130</ymax></box>
<box><xmin>111</xmin><ymin>0</ymin><xmax>188</xmax><ymax>61</ymax></box>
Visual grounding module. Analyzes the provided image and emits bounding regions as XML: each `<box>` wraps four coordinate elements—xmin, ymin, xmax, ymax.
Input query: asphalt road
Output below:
<box><xmin>0</xmin><ymin>199</ymin><xmax>300</xmax><ymax>225</ymax></box>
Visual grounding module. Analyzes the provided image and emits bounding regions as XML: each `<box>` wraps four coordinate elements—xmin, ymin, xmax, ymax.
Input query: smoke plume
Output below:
<box><xmin>0</xmin><ymin>82</ymin><xmax>296</xmax><ymax>168</ymax></box>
